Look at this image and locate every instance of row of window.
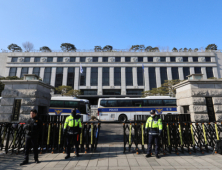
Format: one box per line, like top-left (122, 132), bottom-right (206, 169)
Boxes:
top-left (9, 67), bottom-right (214, 89)
top-left (10, 56), bottom-right (212, 63)
top-left (80, 89), bottom-right (144, 95)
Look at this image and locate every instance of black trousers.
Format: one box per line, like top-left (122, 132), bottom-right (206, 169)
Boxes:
top-left (24, 136), bottom-right (38, 161)
top-left (66, 134), bottom-right (79, 156)
top-left (147, 134), bottom-right (159, 155)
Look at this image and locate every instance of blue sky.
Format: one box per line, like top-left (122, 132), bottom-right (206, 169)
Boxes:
top-left (0, 0), bottom-right (221, 51)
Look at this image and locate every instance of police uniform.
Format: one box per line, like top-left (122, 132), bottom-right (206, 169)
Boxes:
top-left (145, 113), bottom-right (162, 158)
top-left (64, 114), bottom-right (82, 158)
top-left (23, 116), bottom-right (42, 163)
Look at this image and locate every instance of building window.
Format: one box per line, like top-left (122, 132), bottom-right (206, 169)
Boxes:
top-left (172, 67), bottom-right (179, 80)
top-left (160, 67), bottom-right (167, 85)
top-left (126, 67), bottom-right (133, 86)
top-left (206, 67), bottom-right (214, 78)
top-left (81, 90), bottom-right (97, 95)
top-left (57, 57), bottom-right (63, 62)
top-left (55, 67), bottom-right (63, 89)
top-left (80, 57), bottom-right (86, 62)
top-left (160, 57), bottom-right (166, 62)
top-left (103, 57), bottom-right (108, 62)
top-left (137, 67), bottom-right (143, 86)
top-left (125, 57), bottom-right (131, 62)
top-left (103, 89), bottom-right (121, 95)
top-left (183, 67), bottom-right (190, 80)
top-left (91, 67), bottom-right (98, 86)
top-left (183, 57), bottom-right (188, 62)
top-left (43, 67), bottom-right (52, 84)
top-left (170, 57), bottom-right (175, 62)
top-left (115, 57), bottom-right (121, 62)
top-left (11, 57), bottom-right (18, 62)
top-left (193, 57), bottom-right (198, 62)
top-left (80, 67), bottom-right (86, 86)
top-left (102, 67), bottom-right (109, 86)
top-left (205, 57), bottom-right (211, 62)
top-left (114, 67), bottom-right (121, 86)
top-left (34, 57), bottom-right (40, 62)
top-left (148, 57), bottom-right (153, 62)
top-left (126, 89), bottom-right (143, 95)
top-left (70, 57), bottom-right (75, 62)
top-left (138, 57), bottom-right (143, 62)
top-left (20, 67), bottom-right (28, 78)
top-left (149, 67), bottom-right (156, 89)
top-left (9, 67), bottom-right (17, 77)
top-left (33, 67), bottom-right (40, 77)
top-left (195, 67), bottom-right (201, 74)
top-left (93, 57), bottom-right (98, 62)
top-left (47, 57), bottom-right (53, 62)
top-left (67, 67), bottom-right (75, 88)
top-left (24, 57), bottom-right (30, 62)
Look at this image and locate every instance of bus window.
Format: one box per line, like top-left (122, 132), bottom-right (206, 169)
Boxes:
top-left (79, 101), bottom-right (86, 114)
top-left (118, 100), bottom-right (132, 107)
top-left (132, 100), bottom-right (143, 107)
top-left (163, 99), bottom-right (176, 106)
top-left (64, 101), bottom-right (79, 108)
top-left (148, 99), bottom-right (163, 106)
top-left (50, 100), bottom-right (64, 107)
top-left (107, 100), bottom-right (117, 107)
top-left (100, 100), bottom-right (107, 107)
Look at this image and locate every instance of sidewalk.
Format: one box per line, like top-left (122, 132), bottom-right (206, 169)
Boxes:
top-left (0, 144), bottom-right (222, 170)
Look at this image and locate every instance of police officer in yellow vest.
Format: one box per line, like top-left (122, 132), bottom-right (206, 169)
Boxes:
top-left (63, 108), bottom-right (82, 159)
top-left (145, 110), bottom-right (162, 158)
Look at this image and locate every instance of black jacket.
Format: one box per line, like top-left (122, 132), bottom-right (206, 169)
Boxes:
top-left (24, 116), bottom-right (42, 138)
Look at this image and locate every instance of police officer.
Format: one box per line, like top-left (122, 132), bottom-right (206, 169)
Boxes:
top-left (145, 110), bottom-right (162, 159)
top-left (63, 108), bottom-right (82, 159)
top-left (20, 109), bottom-right (42, 166)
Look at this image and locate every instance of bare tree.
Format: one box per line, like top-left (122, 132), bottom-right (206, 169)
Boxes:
top-left (22, 41), bottom-right (34, 52)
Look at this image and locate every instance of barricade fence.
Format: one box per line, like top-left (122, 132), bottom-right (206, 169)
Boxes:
top-left (124, 114), bottom-right (222, 155)
top-left (0, 115), bottom-right (101, 155)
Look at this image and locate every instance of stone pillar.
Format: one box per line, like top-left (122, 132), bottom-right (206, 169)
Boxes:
top-left (155, 67), bottom-right (161, 87)
top-left (30, 57), bottom-right (35, 62)
top-left (178, 67), bottom-right (184, 80)
top-left (5, 67), bottom-right (10, 77)
top-left (28, 67), bottom-right (33, 74)
top-left (213, 67), bottom-right (219, 78)
top-left (39, 67), bottom-right (45, 80)
top-left (133, 67), bottom-right (137, 87)
top-left (143, 57), bottom-right (148, 62)
top-left (16, 67), bottom-right (22, 78)
top-left (201, 67), bottom-right (207, 80)
top-left (98, 67), bottom-right (102, 95)
top-left (121, 57), bottom-right (125, 62)
top-left (53, 57), bottom-right (57, 62)
top-left (86, 67), bottom-right (91, 87)
top-left (166, 57), bottom-right (170, 62)
top-left (213, 97), bottom-right (222, 122)
top-left (190, 67), bottom-right (195, 74)
top-left (62, 67), bottom-right (68, 86)
top-left (121, 67), bottom-right (126, 95)
top-left (98, 57), bottom-right (102, 62)
top-left (50, 67), bottom-right (56, 87)
top-left (74, 67), bottom-right (80, 90)
top-left (188, 57), bottom-right (193, 62)
top-left (76, 57), bottom-right (80, 62)
top-left (167, 67), bottom-right (172, 80)
top-left (144, 67), bottom-right (149, 91)
top-left (110, 67), bottom-right (114, 87)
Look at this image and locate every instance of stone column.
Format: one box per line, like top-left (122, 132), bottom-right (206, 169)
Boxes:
top-left (121, 67), bottom-right (126, 95)
top-left (133, 67), bottom-right (137, 86)
top-left (30, 57), bottom-right (35, 62)
top-left (190, 67), bottom-right (195, 74)
top-left (155, 67), bottom-right (161, 87)
top-left (86, 67), bottom-right (91, 87)
top-left (62, 67), bottom-right (68, 86)
top-left (53, 57), bottom-right (57, 62)
top-left (98, 57), bottom-right (102, 62)
top-left (178, 67), bottom-right (184, 80)
top-left (121, 57), bottom-right (125, 62)
top-left (74, 67), bottom-right (80, 90)
top-left (16, 67), bottom-right (22, 78)
top-left (188, 57), bottom-right (193, 62)
top-left (76, 57), bottom-right (80, 62)
top-left (144, 67), bottom-right (149, 91)
top-left (4, 67), bottom-right (10, 77)
top-left (110, 67), bottom-right (114, 87)
top-left (39, 67), bottom-right (45, 80)
top-left (98, 67), bottom-right (102, 95)
top-left (143, 57), bottom-right (148, 62)
top-left (201, 67), bottom-right (207, 80)
top-left (167, 67), bottom-right (172, 80)
top-left (28, 67), bottom-right (33, 74)
top-left (166, 57), bottom-right (170, 62)
top-left (50, 67), bottom-right (56, 87)
top-left (213, 67), bottom-right (219, 78)
top-left (213, 97), bottom-right (222, 121)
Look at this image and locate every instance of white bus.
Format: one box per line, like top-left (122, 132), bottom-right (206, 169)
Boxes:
top-left (49, 97), bottom-right (91, 122)
top-left (97, 96), bottom-right (177, 122)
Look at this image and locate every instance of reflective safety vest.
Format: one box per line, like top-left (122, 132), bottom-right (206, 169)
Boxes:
top-left (64, 115), bottom-right (82, 130)
top-left (145, 116), bottom-right (162, 135)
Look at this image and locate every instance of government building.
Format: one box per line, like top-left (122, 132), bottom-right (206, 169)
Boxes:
top-left (0, 51), bottom-right (222, 104)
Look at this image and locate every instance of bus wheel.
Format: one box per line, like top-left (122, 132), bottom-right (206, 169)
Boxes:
top-left (118, 115), bottom-right (127, 122)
